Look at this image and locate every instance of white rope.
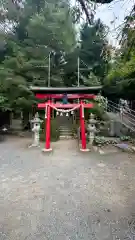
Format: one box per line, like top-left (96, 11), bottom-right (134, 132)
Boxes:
top-left (48, 104), bottom-right (80, 113)
top-left (45, 104), bottom-right (47, 119)
top-left (44, 103), bottom-right (85, 119)
top-left (82, 105), bottom-right (84, 118)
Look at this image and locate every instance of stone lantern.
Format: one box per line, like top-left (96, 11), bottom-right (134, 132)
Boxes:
top-left (88, 113), bottom-right (97, 145)
top-left (29, 112), bottom-right (43, 147)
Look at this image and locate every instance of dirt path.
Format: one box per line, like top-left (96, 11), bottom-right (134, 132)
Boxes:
top-left (0, 137), bottom-right (135, 239)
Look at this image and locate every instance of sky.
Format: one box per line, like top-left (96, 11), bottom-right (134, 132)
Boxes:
top-left (71, 0), bottom-right (135, 46)
top-left (95, 0), bottom-right (135, 46)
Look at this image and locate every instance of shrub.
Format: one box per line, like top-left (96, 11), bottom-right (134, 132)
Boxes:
top-left (40, 118), bottom-right (60, 142)
top-left (85, 102), bottom-right (105, 121)
top-left (71, 121), bottom-right (79, 136)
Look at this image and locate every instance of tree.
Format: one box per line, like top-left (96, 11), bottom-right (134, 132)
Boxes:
top-left (0, 0), bottom-right (116, 27)
top-left (0, 0), bottom-right (76, 112)
top-left (72, 0), bottom-right (113, 24)
top-left (79, 20), bottom-right (110, 84)
top-left (62, 19), bottom-right (110, 88)
top-left (104, 6), bottom-right (135, 100)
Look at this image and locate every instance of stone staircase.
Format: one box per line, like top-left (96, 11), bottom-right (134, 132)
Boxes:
top-left (59, 125), bottom-right (73, 139)
top-left (57, 115), bottom-right (74, 139)
top-left (107, 100), bottom-right (135, 133)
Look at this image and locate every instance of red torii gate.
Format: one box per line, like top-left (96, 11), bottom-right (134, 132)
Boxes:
top-left (31, 86), bottom-right (102, 151)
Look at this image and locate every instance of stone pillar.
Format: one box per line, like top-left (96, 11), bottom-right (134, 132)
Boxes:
top-left (88, 113), bottom-right (97, 145)
top-left (109, 120), bottom-right (115, 137)
top-left (29, 112), bottom-right (43, 148)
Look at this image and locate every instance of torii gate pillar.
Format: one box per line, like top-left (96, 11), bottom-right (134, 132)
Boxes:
top-left (42, 101), bottom-right (52, 152)
top-left (80, 101), bottom-right (89, 152)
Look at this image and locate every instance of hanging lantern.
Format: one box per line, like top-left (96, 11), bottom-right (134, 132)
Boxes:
top-left (56, 111), bottom-right (59, 116)
top-left (60, 112), bottom-right (63, 116)
top-left (71, 111), bottom-right (73, 115)
top-left (66, 112), bottom-right (69, 117)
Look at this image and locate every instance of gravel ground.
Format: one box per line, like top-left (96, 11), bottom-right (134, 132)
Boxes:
top-left (0, 137), bottom-right (135, 239)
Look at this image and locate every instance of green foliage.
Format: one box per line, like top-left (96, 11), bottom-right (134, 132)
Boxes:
top-left (87, 72), bottom-right (101, 86)
top-left (0, 0), bottom-right (76, 112)
top-left (94, 136), bottom-right (119, 146)
top-left (104, 6), bottom-right (135, 100)
top-left (120, 136), bottom-right (131, 141)
top-left (79, 21), bottom-right (110, 84)
top-left (0, 0), bottom-right (111, 116)
top-left (63, 19), bottom-right (110, 87)
top-left (84, 101), bottom-right (105, 121)
top-left (91, 104), bottom-right (105, 120)
top-left (40, 118), bottom-right (60, 142)
top-left (104, 55), bottom-right (135, 99)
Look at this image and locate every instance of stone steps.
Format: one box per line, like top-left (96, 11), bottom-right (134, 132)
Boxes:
top-left (59, 125), bottom-right (73, 139)
top-left (59, 135), bottom-right (73, 140)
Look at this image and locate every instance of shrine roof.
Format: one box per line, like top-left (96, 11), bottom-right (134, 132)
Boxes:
top-left (30, 86), bottom-right (102, 94)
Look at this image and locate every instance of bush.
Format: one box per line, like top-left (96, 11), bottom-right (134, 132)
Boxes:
top-left (91, 104), bottom-right (105, 120)
top-left (84, 102), bottom-right (105, 121)
top-left (40, 118), bottom-right (60, 142)
top-left (94, 136), bottom-right (119, 146)
top-left (71, 121), bottom-right (79, 137)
